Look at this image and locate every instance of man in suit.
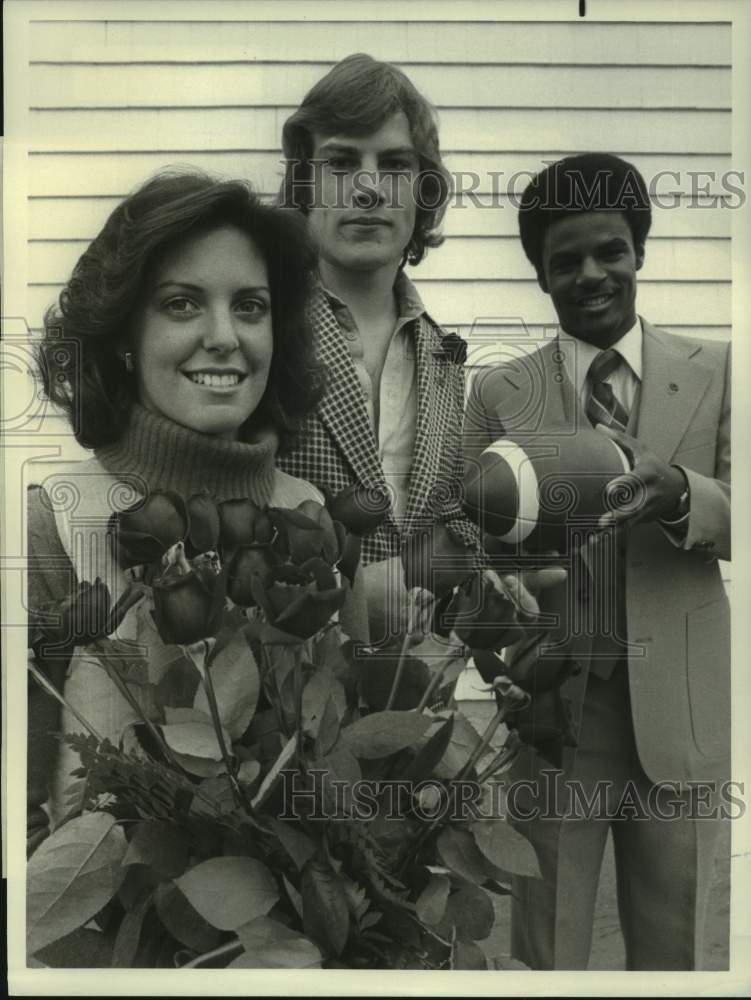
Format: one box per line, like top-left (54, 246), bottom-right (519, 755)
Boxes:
top-left (276, 54), bottom-right (490, 641)
top-left (463, 153), bottom-right (731, 969)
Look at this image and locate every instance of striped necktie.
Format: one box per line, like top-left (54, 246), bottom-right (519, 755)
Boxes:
top-left (585, 348), bottom-right (629, 431)
top-left (583, 347), bottom-right (630, 681)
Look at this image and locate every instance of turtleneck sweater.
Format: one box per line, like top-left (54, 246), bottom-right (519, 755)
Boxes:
top-left (94, 404), bottom-right (297, 506)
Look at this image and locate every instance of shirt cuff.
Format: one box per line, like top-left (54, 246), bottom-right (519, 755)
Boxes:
top-left (658, 465), bottom-right (690, 544)
top-left (660, 509), bottom-right (690, 527)
top-left (659, 512), bottom-right (690, 547)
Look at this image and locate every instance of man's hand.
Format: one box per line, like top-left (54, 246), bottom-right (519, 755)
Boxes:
top-left (595, 424), bottom-right (687, 528)
top-left (362, 556), bottom-right (409, 643)
top-left (362, 553), bottom-right (566, 644)
top-left (483, 536), bottom-right (568, 618)
top-left (496, 563), bottom-right (568, 619)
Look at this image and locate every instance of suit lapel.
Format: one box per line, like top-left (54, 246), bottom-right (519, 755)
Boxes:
top-left (636, 319), bottom-right (713, 462)
top-left (403, 315), bottom-right (451, 532)
top-left (493, 338), bottom-right (579, 435)
top-left (543, 339), bottom-right (580, 429)
top-left (311, 292), bottom-right (388, 492)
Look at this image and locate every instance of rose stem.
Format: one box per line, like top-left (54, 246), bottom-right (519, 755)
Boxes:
top-left (293, 644), bottom-right (304, 761)
top-left (91, 640), bottom-right (182, 770)
top-left (405, 912), bottom-right (452, 950)
top-left (398, 709), bottom-right (515, 873)
top-left (475, 736), bottom-right (523, 784)
top-left (384, 631), bottom-right (412, 712)
top-left (261, 644), bottom-right (290, 740)
top-left (194, 639), bottom-right (248, 810)
top-left (398, 710), bottom-right (510, 874)
top-left (180, 937), bottom-right (243, 968)
top-left (386, 588), bottom-right (434, 712)
top-left (397, 792), bottom-right (451, 875)
top-left (397, 696), bottom-right (511, 875)
top-left (28, 660), bottom-right (104, 742)
top-left (415, 654), bottom-right (454, 712)
top-left (104, 581), bottom-right (147, 635)
top-left (454, 702), bottom-right (511, 782)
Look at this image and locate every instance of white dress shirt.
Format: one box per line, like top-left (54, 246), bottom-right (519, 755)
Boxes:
top-left (557, 316), bottom-right (643, 416)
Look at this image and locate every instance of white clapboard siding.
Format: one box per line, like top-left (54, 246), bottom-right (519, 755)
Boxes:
top-left (19, 12), bottom-right (733, 702)
top-left (22, 12), bottom-right (733, 378)
top-left (30, 64), bottom-right (731, 110)
top-left (29, 106), bottom-right (731, 155)
top-left (29, 19), bottom-right (730, 66)
top-left (28, 195), bottom-right (734, 240)
top-left (30, 236), bottom-right (731, 285)
top-left (27, 152), bottom-right (735, 199)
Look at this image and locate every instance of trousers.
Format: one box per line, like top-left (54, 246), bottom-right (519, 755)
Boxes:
top-left (509, 664), bottom-right (725, 970)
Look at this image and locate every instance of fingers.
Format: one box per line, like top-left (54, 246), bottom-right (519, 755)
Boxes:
top-left (510, 565), bottom-right (567, 597)
top-left (598, 509), bottom-right (631, 529)
top-left (499, 572), bottom-right (540, 618)
top-left (600, 461), bottom-right (653, 528)
top-left (404, 587), bottom-right (435, 635)
top-left (595, 422), bottom-right (640, 467)
top-left (599, 500), bottom-right (650, 530)
top-left (533, 566), bottom-right (568, 589)
top-left (595, 423), bottom-right (632, 445)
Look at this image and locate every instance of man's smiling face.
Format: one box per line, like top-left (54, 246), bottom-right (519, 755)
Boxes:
top-left (539, 211), bottom-right (644, 348)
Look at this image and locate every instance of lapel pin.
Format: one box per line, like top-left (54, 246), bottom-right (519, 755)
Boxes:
top-left (668, 382), bottom-right (679, 394)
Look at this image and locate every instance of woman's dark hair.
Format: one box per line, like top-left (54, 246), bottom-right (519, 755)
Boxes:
top-left (518, 153), bottom-right (653, 277)
top-left (279, 53), bottom-right (452, 267)
top-left (38, 170), bottom-right (325, 451)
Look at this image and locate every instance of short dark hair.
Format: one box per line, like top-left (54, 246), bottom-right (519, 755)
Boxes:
top-left (279, 53), bottom-right (452, 267)
top-left (518, 153), bottom-right (652, 276)
top-left (38, 170), bottom-right (325, 452)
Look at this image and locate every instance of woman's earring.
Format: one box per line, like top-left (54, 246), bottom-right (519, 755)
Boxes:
top-left (124, 352), bottom-right (134, 373)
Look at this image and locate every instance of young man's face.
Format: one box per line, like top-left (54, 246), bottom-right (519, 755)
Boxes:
top-left (306, 111), bottom-right (420, 276)
top-left (539, 211), bottom-right (644, 348)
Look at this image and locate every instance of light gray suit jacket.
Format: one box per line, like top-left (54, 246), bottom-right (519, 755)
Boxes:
top-left (463, 319), bottom-right (731, 782)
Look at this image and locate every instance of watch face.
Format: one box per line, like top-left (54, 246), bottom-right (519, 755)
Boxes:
top-left (672, 488), bottom-right (690, 521)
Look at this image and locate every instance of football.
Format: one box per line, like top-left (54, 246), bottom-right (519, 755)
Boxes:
top-left (463, 426), bottom-right (634, 551)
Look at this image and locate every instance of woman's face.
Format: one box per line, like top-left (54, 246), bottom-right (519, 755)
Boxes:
top-left (133, 225), bottom-right (274, 440)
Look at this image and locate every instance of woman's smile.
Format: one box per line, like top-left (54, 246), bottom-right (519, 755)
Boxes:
top-left (133, 225), bottom-right (274, 440)
top-left (183, 369), bottom-right (247, 389)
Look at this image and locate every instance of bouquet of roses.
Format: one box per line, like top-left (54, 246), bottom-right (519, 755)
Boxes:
top-left (26, 486), bottom-right (574, 970)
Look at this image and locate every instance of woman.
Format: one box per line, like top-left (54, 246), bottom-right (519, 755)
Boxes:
top-left (27, 170), bottom-right (327, 849)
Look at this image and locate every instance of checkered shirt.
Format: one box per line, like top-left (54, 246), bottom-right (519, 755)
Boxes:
top-left (278, 282), bottom-right (480, 564)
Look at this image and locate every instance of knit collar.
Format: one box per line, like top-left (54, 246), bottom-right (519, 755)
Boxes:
top-left (94, 404), bottom-right (278, 504)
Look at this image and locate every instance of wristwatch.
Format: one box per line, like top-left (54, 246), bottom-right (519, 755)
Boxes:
top-left (662, 467), bottom-right (691, 524)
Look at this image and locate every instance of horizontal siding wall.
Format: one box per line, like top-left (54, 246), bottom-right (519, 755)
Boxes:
top-left (25, 16), bottom-right (732, 347)
top-left (19, 12), bottom-right (733, 698)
